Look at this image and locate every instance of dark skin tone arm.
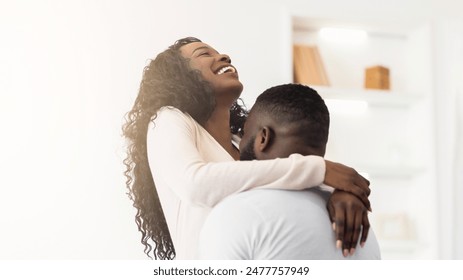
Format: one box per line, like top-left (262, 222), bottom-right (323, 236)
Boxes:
top-left (324, 162), bottom-right (371, 256)
top-left (328, 190), bottom-right (370, 256)
top-left (324, 160), bottom-right (371, 210)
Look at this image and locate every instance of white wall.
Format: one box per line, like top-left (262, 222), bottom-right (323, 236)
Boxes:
top-left (0, 0), bottom-right (288, 259)
top-left (433, 19), bottom-right (463, 259)
top-left (0, 0), bottom-right (461, 259)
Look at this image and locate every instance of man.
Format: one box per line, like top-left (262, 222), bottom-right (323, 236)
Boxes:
top-left (199, 84), bottom-right (381, 259)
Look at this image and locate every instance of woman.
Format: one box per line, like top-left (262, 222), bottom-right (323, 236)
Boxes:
top-left (123, 37), bottom-right (371, 260)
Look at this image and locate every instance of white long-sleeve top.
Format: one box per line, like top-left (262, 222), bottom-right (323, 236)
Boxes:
top-left (147, 107), bottom-right (326, 259)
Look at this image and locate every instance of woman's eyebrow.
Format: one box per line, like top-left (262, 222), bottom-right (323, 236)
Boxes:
top-left (191, 46), bottom-right (210, 55)
top-left (191, 46), bottom-right (219, 56)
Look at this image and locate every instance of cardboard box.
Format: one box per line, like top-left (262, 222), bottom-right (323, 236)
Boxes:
top-left (365, 65), bottom-right (390, 90)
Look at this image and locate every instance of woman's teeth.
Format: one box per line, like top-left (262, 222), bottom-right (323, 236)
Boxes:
top-left (217, 66), bottom-right (235, 75)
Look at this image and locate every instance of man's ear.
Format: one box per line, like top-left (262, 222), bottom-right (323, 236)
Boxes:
top-left (255, 126), bottom-right (274, 152)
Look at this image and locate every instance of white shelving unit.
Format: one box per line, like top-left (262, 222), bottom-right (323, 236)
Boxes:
top-left (312, 86), bottom-right (421, 108)
top-left (292, 17), bottom-right (437, 259)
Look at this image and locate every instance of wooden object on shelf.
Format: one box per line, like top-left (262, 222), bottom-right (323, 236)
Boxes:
top-left (365, 65), bottom-right (390, 90)
top-left (293, 44), bottom-right (329, 86)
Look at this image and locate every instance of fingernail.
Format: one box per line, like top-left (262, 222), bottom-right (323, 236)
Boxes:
top-left (343, 249), bottom-right (349, 257)
top-left (361, 242), bottom-right (365, 248)
top-left (332, 222), bottom-right (336, 231)
top-left (336, 240), bottom-right (342, 249)
top-left (350, 248), bottom-right (355, 256)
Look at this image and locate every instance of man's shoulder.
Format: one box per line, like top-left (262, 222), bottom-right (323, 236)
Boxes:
top-left (219, 189), bottom-right (292, 205)
top-left (208, 190), bottom-right (280, 223)
top-left (220, 187), bottom-right (327, 203)
top-left (213, 188), bottom-right (329, 218)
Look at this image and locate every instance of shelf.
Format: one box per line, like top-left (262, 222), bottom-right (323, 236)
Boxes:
top-left (292, 15), bottom-right (436, 260)
top-left (356, 164), bottom-right (425, 179)
top-left (378, 239), bottom-right (420, 254)
top-left (311, 86), bottom-right (422, 108)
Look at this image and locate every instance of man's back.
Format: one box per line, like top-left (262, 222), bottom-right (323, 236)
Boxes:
top-left (199, 188), bottom-right (381, 260)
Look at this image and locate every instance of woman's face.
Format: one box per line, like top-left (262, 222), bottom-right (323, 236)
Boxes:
top-left (180, 42), bottom-right (243, 104)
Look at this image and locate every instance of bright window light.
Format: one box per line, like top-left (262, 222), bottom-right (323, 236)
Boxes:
top-left (319, 27), bottom-right (368, 43)
top-left (325, 99), bottom-right (368, 114)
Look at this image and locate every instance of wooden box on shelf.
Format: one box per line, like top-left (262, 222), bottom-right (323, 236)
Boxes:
top-left (365, 65), bottom-right (390, 90)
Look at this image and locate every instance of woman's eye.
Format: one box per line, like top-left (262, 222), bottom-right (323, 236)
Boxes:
top-left (200, 52), bottom-right (210, 56)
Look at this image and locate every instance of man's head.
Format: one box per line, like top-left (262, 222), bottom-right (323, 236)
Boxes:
top-left (239, 83), bottom-right (329, 161)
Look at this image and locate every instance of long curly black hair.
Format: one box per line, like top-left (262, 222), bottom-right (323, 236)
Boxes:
top-left (122, 37), bottom-right (247, 260)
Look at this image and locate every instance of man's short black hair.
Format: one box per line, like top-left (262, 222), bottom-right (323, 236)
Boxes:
top-left (251, 83), bottom-right (330, 150)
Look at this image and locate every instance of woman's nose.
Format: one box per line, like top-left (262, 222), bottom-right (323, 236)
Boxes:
top-left (218, 53), bottom-right (231, 63)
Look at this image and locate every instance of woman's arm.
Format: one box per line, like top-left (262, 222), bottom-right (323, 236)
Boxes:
top-left (327, 190), bottom-right (370, 256)
top-left (325, 161), bottom-right (371, 210)
top-left (149, 107), bottom-right (369, 208)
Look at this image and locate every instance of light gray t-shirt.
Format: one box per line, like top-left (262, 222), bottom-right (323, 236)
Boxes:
top-left (199, 188), bottom-right (381, 260)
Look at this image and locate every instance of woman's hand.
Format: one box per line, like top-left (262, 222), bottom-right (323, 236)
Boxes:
top-left (324, 160), bottom-right (371, 210)
top-left (327, 190), bottom-right (370, 257)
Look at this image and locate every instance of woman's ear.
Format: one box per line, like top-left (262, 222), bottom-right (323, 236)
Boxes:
top-left (255, 126), bottom-right (274, 153)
